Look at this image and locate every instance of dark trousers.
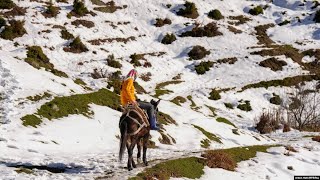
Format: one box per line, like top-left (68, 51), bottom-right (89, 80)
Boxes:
top-left (138, 101), bottom-right (155, 120)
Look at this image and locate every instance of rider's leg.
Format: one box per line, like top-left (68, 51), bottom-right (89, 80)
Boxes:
top-left (138, 101), bottom-right (159, 130)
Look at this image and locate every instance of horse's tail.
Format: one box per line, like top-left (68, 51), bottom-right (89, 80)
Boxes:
top-left (119, 120), bottom-right (127, 162)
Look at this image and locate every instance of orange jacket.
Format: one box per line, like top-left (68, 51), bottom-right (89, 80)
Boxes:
top-left (120, 78), bottom-right (136, 106)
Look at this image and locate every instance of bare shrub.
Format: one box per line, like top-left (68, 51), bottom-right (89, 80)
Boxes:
top-left (284, 83), bottom-right (320, 131)
top-left (140, 72), bottom-right (152, 82)
top-left (255, 109), bottom-right (283, 134)
top-left (285, 146), bottom-right (298, 152)
top-left (202, 150), bottom-right (236, 171)
top-left (312, 136), bottom-right (320, 142)
top-left (180, 22), bottom-right (222, 37)
top-left (71, 19), bottom-right (95, 28)
top-left (91, 67), bottom-right (107, 79)
top-left (154, 18), bottom-right (172, 27)
top-left (283, 123), bottom-right (291, 132)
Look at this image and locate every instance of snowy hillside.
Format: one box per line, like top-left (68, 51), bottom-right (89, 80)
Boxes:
top-left (0, 0), bottom-right (320, 179)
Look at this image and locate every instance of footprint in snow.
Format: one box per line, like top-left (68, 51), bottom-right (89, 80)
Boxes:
top-left (7, 145), bottom-right (18, 149)
top-left (267, 167), bottom-right (276, 174)
top-left (0, 137), bottom-right (7, 142)
top-left (27, 149), bottom-right (39, 153)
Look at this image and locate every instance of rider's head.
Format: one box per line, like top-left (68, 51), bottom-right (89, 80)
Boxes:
top-left (126, 69), bottom-right (138, 81)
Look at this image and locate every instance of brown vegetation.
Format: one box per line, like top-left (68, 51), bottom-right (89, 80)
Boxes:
top-left (180, 22), bottom-right (222, 37)
top-left (88, 36), bottom-right (135, 45)
top-left (202, 151), bottom-right (236, 171)
top-left (312, 136), bottom-right (320, 142)
top-left (176, 1), bottom-right (199, 19)
top-left (93, 1), bottom-right (125, 13)
top-left (259, 57), bottom-right (287, 71)
top-left (0, 6), bottom-right (26, 17)
top-left (154, 18), bottom-right (172, 27)
top-left (188, 46), bottom-right (210, 60)
top-left (228, 15), bottom-right (251, 26)
top-left (63, 36), bottom-right (89, 53)
top-left (255, 110), bottom-right (282, 134)
top-left (228, 26), bottom-right (242, 34)
top-left (71, 19), bottom-right (95, 28)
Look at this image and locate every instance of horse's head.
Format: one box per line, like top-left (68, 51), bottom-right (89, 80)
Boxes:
top-left (150, 99), bottom-right (160, 113)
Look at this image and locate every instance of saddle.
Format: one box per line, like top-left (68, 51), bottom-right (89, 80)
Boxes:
top-left (122, 104), bottom-right (150, 127)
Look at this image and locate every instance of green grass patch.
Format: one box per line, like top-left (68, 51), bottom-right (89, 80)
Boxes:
top-left (224, 103), bottom-right (234, 109)
top-left (202, 145), bottom-right (277, 171)
top-left (27, 92), bottom-right (52, 102)
top-left (21, 115), bottom-right (42, 127)
top-left (187, 95), bottom-right (196, 107)
top-left (0, 0), bottom-right (15, 9)
top-left (232, 129), bottom-right (240, 135)
top-left (241, 75), bottom-right (320, 91)
top-left (61, 29), bottom-right (74, 40)
top-left (157, 111), bottom-right (177, 126)
top-left (156, 80), bottom-right (183, 89)
top-left (209, 89), bottom-right (221, 100)
top-left (74, 78), bottom-right (86, 86)
top-left (248, 6), bottom-right (263, 16)
top-left (201, 138), bottom-right (210, 148)
top-left (161, 33), bottom-right (176, 44)
top-left (74, 78), bottom-right (92, 90)
top-left (129, 157), bottom-right (204, 180)
top-left (133, 82), bottom-right (146, 94)
top-left (15, 168), bottom-right (34, 174)
top-left (154, 80), bottom-right (182, 98)
top-left (93, 6), bottom-right (118, 13)
top-left (187, 95), bottom-right (200, 110)
top-left (155, 89), bottom-right (172, 98)
top-left (210, 145), bottom-right (277, 163)
top-left (270, 93), bottom-right (282, 105)
top-left (158, 131), bottom-right (176, 145)
top-left (195, 61), bottom-right (214, 74)
top-left (25, 46), bottom-right (68, 78)
top-left (21, 89), bottom-right (120, 126)
top-left (176, 1), bottom-right (199, 19)
top-left (93, 1), bottom-right (124, 13)
top-left (129, 145), bottom-right (278, 179)
top-left (205, 105), bottom-right (217, 117)
top-left (90, 0), bottom-right (106, 5)
top-left (0, 20), bottom-right (26, 40)
top-left (170, 96), bottom-right (186, 106)
top-left (208, 9), bottom-right (224, 20)
top-left (237, 100), bottom-right (252, 112)
top-left (0, 17), bottom-right (6, 28)
top-left (216, 117), bottom-right (236, 128)
top-left (303, 135), bottom-right (317, 138)
top-left (63, 36), bottom-right (88, 53)
top-left (68, 0), bottom-right (89, 17)
top-left (107, 54), bottom-right (122, 68)
top-left (192, 124), bottom-right (222, 143)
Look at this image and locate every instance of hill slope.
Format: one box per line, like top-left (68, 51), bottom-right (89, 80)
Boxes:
top-left (0, 0), bottom-right (319, 179)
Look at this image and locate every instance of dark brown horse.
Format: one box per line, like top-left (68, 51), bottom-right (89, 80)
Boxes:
top-left (119, 99), bottom-right (160, 171)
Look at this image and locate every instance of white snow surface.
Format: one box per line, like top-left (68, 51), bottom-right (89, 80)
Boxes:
top-left (0, 0), bottom-right (320, 179)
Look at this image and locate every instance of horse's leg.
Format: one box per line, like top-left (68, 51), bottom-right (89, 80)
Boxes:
top-left (130, 137), bottom-right (138, 169)
top-left (143, 133), bottom-right (150, 166)
top-left (126, 139), bottom-right (133, 171)
top-left (137, 138), bottom-right (142, 164)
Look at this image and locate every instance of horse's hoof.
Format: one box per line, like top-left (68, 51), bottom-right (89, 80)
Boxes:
top-left (128, 167), bottom-right (133, 171)
top-left (144, 162), bottom-right (148, 166)
top-left (133, 164), bottom-right (137, 168)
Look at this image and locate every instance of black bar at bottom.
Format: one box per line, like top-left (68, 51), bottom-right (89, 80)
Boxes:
top-left (294, 176), bottom-right (320, 180)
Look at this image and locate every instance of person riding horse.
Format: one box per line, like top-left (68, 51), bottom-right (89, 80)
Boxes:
top-left (120, 69), bottom-right (159, 130)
